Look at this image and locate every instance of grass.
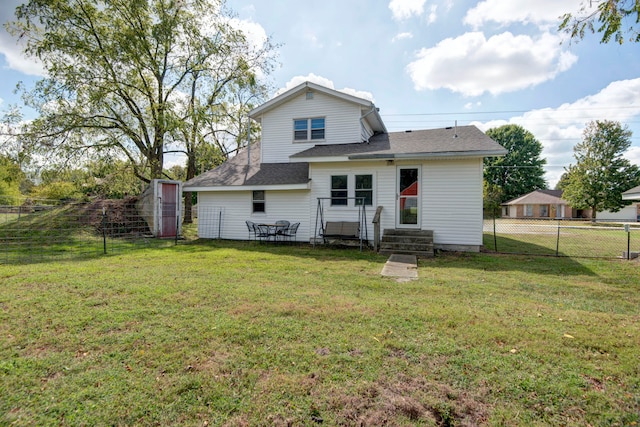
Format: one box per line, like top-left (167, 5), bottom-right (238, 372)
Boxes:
top-left (483, 219), bottom-right (640, 257)
top-left (1, 240), bottom-right (639, 426)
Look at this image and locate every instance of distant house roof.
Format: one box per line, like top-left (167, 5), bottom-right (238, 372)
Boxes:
top-left (503, 189), bottom-right (566, 206)
top-left (183, 142), bottom-right (310, 191)
top-left (622, 184), bottom-right (640, 200)
top-left (250, 81), bottom-right (387, 134)
top-left (290, 125), bottom-right (506, 161)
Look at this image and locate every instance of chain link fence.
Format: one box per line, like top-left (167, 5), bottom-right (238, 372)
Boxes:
top-left (483, 217), bottom-right (640, 259)
top-left (0, 196), bottom-right (180, 264)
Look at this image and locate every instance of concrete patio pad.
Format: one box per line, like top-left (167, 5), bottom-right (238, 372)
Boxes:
top-left (381, 254), bottom-right (418, 281)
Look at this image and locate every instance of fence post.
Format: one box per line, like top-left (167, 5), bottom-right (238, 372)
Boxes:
top-left (175, 213), bottom-right (180, 246)
top-left (492, 207), bottom-right (498, 252)
top-left (555, 220), bottom-right (560, 257)
top-left (625, 224), bottom-right (630, 260)
top-left (102, 207), bottom-right (107, 255)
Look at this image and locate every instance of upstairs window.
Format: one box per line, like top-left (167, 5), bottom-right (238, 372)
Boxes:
top-left (294, 118), bottom-right (325, 141)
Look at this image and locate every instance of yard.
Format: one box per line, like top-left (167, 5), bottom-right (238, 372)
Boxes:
top-left (1, 241), bottom-right (639, 426)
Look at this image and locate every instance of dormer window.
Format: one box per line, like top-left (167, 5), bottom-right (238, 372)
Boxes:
top-left (294, 118), bottom-right (325, 141)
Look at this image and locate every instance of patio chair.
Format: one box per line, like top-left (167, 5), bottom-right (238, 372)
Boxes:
top-left (274, 220), bottom-right (290, 241)
top-left (282, 222), bottom-right (300, 242)
top-left (245, 220), bottom-right (257, 240)
top-left (255, 224), bottom-right (272, 242)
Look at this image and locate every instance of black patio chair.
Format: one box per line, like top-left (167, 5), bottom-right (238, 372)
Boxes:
top-left (255, 224), bottom-right (272, 242)
top-left (282, 222), bottom-right (300, 242)
top-left (274, 220), bottom-right (290, 241)
top-left (245, 220), bottom-right (257, 240)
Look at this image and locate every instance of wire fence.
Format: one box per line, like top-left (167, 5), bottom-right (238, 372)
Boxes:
top-left (483, 218), bottom-right (640, 259)
top-left (0, 197), bottom-right (179, 264)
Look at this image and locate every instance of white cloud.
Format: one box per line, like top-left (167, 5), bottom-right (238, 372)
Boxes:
top-left (406, 31), bottom-right (577, 96)
top-left (228, 18), bottom-right (269, 52)
top-left (0, 30), bottom-right (46, 77)
top-left (427, 4), bottom-right (438, 24)
top-left (473, 78), bottom-right (640, 186)
top-left (276, 73), bottom-right (375, 102)
top-left (392, 32), bottom-right (414, 42)
top-left (389, 0), bottom-right (427, 20)
top-left (464, 0), bottom-right (583, 30)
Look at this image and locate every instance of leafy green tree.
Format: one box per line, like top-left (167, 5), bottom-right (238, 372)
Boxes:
top-left (7, 0), bottom-right (276, 182)
top-left (555, 172), bottom-right (571, 191)
top-left (562, 120), bottom-right (640, 219)
top-left (484, 124), bottom-right (547, 203)
top-left (560, 0), bottom-right (640, 44)
top-left (0, 155), bottom-right (26, 204)
top-left (483, 181), bottom-right (503, 218)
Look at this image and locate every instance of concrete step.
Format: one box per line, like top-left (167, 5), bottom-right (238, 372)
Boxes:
top-left (379, 229), bottom-right (434, 258)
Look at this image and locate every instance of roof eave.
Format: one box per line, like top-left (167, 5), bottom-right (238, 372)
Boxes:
top-left (349, 149), bottom-right (507, 160)
top-left (622, 193), bottom-right (640, 200)
top-left (184, 182), bottom-right (311, 192)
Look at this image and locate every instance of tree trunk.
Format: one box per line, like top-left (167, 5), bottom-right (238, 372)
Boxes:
top-left (183, 152), bottom-right (197, 224)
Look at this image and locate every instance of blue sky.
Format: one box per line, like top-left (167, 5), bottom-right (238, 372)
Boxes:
top-left (1, 0), bottom-right (640, 186)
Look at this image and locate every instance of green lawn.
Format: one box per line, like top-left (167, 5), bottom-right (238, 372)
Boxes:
top-left (483, 219), bottom-right (640, 258)
top-left (1, 241), bottom-right (639, 426)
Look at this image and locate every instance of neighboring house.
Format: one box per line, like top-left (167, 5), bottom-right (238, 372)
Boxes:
top-left (501, 189), bottom-right (592, 219)
top-left (183, 81), bottom-right (506, 252)
top-left (598, 185), bottom-right (640, 222)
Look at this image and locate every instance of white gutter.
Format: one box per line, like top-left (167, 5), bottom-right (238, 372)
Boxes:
top-left (348, 149), bottom-right (507, 160)
top-left (184, 182), bottom-right (311, 192)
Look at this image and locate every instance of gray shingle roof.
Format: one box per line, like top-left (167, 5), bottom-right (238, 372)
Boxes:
top-left (183, 142), bottom-right (310, 189)
top-left (184, 125), bottom-right (505, 190)
top-left (290, 125), bottom-right (506, 159)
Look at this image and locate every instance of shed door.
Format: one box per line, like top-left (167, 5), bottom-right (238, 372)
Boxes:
top-left (160, 183), bottom-right (178, 237)
top-left (397, 166), bottom-right (420, 228)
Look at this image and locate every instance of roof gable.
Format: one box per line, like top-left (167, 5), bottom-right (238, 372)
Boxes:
top-left (503, 190), bottom-right (566, 205)
top-left (250, 81), bottom-right (386, 134)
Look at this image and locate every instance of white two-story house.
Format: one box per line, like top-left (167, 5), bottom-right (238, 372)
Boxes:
top-left (183, 81), bottom-right (506, 252)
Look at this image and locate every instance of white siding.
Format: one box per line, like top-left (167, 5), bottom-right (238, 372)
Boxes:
top-left (308, 159), bottom-right (484, 248)
top-left (197, 158), bottom-right (486, 249)
top-left (422, 159), bottom-right (484, 247)
top-left (259, 92), bottom-right (363, 163)
top-left (197, 190), bottom-right (311, 241)
top-left (309, 162), bottom-right (384, 244)
top-left (598, 203), bottom-right (639, 222)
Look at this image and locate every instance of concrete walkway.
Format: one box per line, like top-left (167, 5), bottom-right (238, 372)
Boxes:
top-left (380, 254), bottom-right (418, 281)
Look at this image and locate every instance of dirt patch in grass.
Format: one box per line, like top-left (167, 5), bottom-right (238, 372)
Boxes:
top-left (327, 374), bottom-right (491, 426)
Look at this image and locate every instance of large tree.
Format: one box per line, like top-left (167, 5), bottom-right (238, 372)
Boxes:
top-left (7, 0), bottom-right (276, 183)
top-left (560, 0), bottom-right (640, 44)
top-left (562, 120), bottom-right (640, 220)
top-left (484, 124), bottom-right (547, 203)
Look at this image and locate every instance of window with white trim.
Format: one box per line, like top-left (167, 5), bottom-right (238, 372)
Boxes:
top-left (355, 174), bottom-right (373, 206)
top-left (294, 118), bottom-right (325, 141)
top-left (331, 175), bottom-right (348, 206)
